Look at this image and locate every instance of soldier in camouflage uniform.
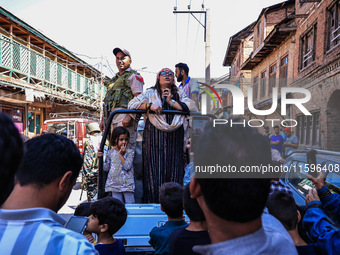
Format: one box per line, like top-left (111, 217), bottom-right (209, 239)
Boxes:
top-left (82, 123), bottom-right (102, 201)
top-left (100, 48), bottom-right (144, 150)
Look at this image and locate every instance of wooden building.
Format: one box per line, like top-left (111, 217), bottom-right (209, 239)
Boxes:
top-left (0, 6), bottom-right (105, 137)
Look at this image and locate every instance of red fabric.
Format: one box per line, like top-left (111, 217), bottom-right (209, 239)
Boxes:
top-left (136, 76), bottom-right (144, 83)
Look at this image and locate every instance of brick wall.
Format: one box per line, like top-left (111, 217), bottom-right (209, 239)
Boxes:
top-left (292, 0), bottom-right (340, 151)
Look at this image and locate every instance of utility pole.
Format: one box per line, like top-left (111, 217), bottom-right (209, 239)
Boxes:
top-left (173, 8), bottom-right (210, 85)
top-left (205, 9), bottom-right (210, 85)
top-left (173, 7), bottom-right (211, 113)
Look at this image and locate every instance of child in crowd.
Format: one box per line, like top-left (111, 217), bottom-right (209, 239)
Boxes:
top-left (104, 126), bottom-right (135, 204)
top-left (74, 202), bottom-right (97, 244)
top-left (149, 182), bottom-right (189, 255)
top-left (266, 191), bottom-right (319, 255)
top-left (169, 183), bottom-right (211, 255)
top-left (86, 197), bottom-right (127, 255)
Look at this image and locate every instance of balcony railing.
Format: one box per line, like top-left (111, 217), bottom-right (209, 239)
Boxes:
top-left (0, 34), bottom-right (104, 105)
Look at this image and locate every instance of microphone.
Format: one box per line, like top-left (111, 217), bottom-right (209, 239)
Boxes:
top-left (162, 89), bottom-right (168, 107)
top-left (162, 95), bottom-right (167, 107)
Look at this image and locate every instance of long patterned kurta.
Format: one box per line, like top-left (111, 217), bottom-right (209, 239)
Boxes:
top-left (104, 148), bottom-right (135, 193)
top-left (128, 88), bottom-right (196, 203)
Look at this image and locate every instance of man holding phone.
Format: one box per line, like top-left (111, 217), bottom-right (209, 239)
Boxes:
top-left (0, 134), bottom-right (98, 255)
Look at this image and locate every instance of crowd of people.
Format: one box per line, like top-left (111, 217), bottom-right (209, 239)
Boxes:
top-left (266, 125), bottom-right (299, 163)
top-left (82, 47), bottom-right (198, 204)
top-left (0, 46), bottom-right (339, 255)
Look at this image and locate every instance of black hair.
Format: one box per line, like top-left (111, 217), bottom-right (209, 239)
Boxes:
top-left (74, 202), bottom-right (92, 217)
top-left (183, 183), bottom-right (205, 222)
top-left (274, 125), bottom-right (280, 130)
top-left (90, 197), bottom-right (127, 236)
top-left (111, 126), bottom-right (130, 146)
top-left (266, 191), bottom-right (298, 231)
top-left (175, 63), bottom-right (189, 75)
top-left (159, 182), bottom-right (184, 218)
top-left (16, 133), bottom-right (83, 188)
top-left (0, 113), bottom-right (24, 204)
top-left (195, 117), bottom-right (271, 223)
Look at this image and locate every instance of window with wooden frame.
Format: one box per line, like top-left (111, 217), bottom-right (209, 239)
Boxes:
top-left (296, 111), bottom-right (321, 147)
top-left (253, 76), bottom-right (259, 101)
top-left (300, 24), bottom-right (317, 69)
top-left (280, 55), bottom-right (288, 89)
top-left (269, 64), bottom-right (277, 96)
top-left (326, 1), bottom-right (340, 51)
top-left (260, 70), bottom-right (267, 99)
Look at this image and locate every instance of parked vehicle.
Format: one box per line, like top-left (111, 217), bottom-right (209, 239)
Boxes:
top-left (42, 112), bottom-right (99, 154)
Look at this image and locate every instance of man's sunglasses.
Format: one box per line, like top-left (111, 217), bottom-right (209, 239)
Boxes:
top-left (160, 71), bottom-right (174, 77)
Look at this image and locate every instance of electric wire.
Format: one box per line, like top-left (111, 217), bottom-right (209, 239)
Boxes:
top-left (105, 59), bottom-right (115, 76)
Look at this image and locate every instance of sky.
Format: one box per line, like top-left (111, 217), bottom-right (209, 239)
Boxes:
top-left (1, 0), bottom-right (282, 88)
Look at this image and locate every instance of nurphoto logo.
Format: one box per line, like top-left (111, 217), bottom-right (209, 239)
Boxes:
top-left (199, 83), bottom-right (311, 128)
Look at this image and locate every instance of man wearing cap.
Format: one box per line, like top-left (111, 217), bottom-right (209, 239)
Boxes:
top-left (82, 123), bottom-right (102, 201)
top-left (100, 48), bottom-right (144, 149)
top-left (283, 127), bottom-right (299, 158)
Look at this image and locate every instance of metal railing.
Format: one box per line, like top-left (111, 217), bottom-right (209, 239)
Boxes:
top-left (0, 34), bottom-right (104, 104)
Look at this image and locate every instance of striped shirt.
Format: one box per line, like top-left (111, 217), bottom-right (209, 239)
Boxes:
top-left (0, 207), bottom-right (98, 255)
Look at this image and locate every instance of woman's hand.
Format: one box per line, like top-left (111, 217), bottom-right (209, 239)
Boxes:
top-left (162, 89), bottom-right (172, 104)
top-left (150, 103), bottom-right (162, 115)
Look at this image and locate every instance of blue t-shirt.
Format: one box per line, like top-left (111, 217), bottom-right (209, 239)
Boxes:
top-left (149, 220), bottom-right (189, 255)
top-left (284, 135), bottom-right (298, 156)
top-left (95, 239), bottom-right (125, 255)
top-left (270, 134), bottom-right (284, 154)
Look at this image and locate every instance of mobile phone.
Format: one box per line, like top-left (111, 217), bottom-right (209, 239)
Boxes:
top-left (64, 216), bottom-right (89, 234)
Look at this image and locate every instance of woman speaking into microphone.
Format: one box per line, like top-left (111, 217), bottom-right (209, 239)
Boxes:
top-left (128, 68), bottom-right (197, 203)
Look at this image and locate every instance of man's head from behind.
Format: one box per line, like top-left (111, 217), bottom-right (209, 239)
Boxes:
top-left (266, 191), bottom-right (298, 231)
top-left (175, 63), bottom-right (189, 83)
top-left (183, 183), bottom-right (205, 222)
top-left (0, 113), bottom-right (24, 205)
top-left (159, 182), bottom-right (184, 219)
top-left (190, 117), bottom-right (271, 223)
top-left (74, 202), bottom-right (92, 217)
top-left (88, 197), bottom-right (127, 236)
top-left (15, 134), bottom-right (82, 209)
